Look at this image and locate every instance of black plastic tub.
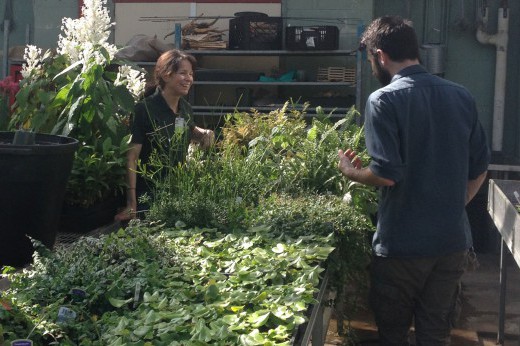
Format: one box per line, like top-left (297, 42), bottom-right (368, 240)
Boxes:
top-left (0, 132), bottom-right (78, 268)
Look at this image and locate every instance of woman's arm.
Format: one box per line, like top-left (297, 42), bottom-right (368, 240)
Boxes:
top-left (191, 126), bottom-right (215, 149)
top-left (115, 143), bottom-right (142, 221)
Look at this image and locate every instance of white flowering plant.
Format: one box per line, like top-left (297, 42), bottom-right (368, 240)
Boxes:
top-left (9, 0), bottom-right (146, 207)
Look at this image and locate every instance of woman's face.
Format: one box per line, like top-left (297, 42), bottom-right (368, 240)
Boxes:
top-left (164, 59), bottom-right (194, 96)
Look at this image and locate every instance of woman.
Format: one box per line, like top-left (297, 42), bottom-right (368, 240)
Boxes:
top-left (115, 49), bottom-right (214, 221)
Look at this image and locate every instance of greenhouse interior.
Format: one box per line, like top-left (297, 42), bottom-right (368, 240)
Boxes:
top-left (1, 0), bottom-right (520, 345)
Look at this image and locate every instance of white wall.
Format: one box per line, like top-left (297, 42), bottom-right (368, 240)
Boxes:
top-left (114, 2), bottom-right (281, 46)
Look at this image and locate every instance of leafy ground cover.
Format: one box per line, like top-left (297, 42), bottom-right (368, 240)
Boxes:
top-left (2, 224), bottom-right (334, 345)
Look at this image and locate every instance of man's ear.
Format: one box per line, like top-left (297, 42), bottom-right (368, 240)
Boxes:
top-left (376, 49), bottom-right (389, 66)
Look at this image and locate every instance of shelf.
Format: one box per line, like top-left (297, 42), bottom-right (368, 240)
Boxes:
top-left (192, 105), bottom-right (352, 118)
top-left (185, 49), bottom-right (357, 57)
top-left (136, 48), bottom-right (362, 120)
top-left (194, 81), bottom-right (355, 86)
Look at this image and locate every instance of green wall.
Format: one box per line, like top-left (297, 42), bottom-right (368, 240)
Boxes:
top-left (33, 0), bottom-right (79, 49)
top-left (0, 0), bottom-right (33, 47)
top-left (374, 0), bottom-right (520, 159)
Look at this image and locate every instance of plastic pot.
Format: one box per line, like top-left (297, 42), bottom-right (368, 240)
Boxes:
top-left (0, 131), bottom-right (79, 268)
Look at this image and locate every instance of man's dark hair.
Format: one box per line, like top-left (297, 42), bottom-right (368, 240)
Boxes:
top-left (360, 16), bottom-right (420, 62)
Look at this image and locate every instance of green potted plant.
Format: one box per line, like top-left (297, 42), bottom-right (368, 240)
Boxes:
top-left (8, 0), bottom-right (146, 232)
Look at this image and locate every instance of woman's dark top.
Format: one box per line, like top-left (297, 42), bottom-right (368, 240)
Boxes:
top-left (130, 87), bottom-right (194, 200)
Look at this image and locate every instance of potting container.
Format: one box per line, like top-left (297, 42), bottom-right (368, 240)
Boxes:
top-left (0, 131), bottom-right (78, 268)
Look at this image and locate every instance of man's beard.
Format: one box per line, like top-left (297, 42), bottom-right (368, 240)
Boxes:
top-left (374, 59), bottom-right (392, 86)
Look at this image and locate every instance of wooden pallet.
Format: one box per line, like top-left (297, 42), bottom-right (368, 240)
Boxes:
top-left (316, 67), bottom-right (355, 83)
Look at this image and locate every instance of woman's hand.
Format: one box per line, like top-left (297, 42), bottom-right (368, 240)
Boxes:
top-left (193, 126), bottom-right (215, 149)
top-left (115, 206), bottom-right (137, 221)
top-left (200, 129), bottom-right (215, 148)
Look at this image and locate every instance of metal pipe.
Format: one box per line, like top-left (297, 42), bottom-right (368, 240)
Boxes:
top-left (2, 19), bottom-right (9, 79)
top-left (497, 239), bottom-right (507, 344)
top-left (476, 4), bottom-right (509, 152)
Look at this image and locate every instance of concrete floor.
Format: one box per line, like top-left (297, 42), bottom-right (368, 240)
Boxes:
top-left (323, 251), bottom-right (520, 346)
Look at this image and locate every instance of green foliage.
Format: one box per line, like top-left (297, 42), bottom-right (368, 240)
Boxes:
top-left (2, 103), bottom-right (379, 345)
top-left (2, 224), bottom-right (334, 345)
top-left (8, 49), bottom-right (137, 207)
top-left (246, 192), bottom-right (372, 291)
top-left (65, 136), bottom-right (130, 207)
top-left (148, 103), bottom-right (377, 229)
top-left (247, 193), bottom-right (372, 238)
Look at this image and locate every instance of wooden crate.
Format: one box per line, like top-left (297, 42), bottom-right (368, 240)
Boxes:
top-left (316, 67), bottom-right (355, 83)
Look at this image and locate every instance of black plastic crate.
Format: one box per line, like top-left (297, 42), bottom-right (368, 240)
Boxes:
top-left (286, 26), bottom-right (339, 50)
top-left (229, 16), bottom-right (282, 50)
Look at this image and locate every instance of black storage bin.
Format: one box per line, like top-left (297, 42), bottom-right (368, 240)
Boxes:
top-left (229, 16), bottom-right (282, 50)
top-left (286, 26), bottom-right (339, 50)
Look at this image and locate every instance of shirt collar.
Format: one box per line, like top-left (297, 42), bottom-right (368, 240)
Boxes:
top-left (391, 64), bottom-right (428, 83)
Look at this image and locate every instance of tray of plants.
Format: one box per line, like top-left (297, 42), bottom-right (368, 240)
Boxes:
top-left (291, 271), bottom-right (332, 346)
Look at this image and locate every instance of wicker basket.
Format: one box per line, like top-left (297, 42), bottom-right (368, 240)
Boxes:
top-left (316, 67), bottom-right (356, 83)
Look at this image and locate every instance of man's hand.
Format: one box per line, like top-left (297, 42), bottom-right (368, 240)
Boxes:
top-left (338, 148), bottom-right (395, 187)
top-left (338, 148), bottom-right (362, 174)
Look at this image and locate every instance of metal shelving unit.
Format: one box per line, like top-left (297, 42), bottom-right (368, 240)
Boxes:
top-left (178, 49), bottom-right (361, 120)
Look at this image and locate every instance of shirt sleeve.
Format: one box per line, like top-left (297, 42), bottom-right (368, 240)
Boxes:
top-left (130, 102), bottom-right (149, 144)
top-left (467, 102), bottom-right (491, 179)
top-left (365, 92), bottom-right (406, 183)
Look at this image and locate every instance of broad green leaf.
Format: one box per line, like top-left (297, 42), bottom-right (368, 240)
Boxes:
top-left (102, 137), bottom-right (114, 154)
top-left (251, 291), bottom-right (267, 303)
top-left (157, 296), bottom-right (168, 309)
top-left (293, 314), bottom-right (306, 325)
top-left (247, 310), bottom-right (270, 328)
top-left (133, 325), bottom-right (151, 337)
top-left (307, 125), bottom-right (318, 141)
top-left (272, 243), bottom-right (286, 254)
top-left (144, 310), bottom-right (159, 325)
top-left (190, 319), bottom-right (212, 342)
top-left (53, 59), bottom-right (82, 80)
top-left (143, 291), bottom-right (160, 303)
top-left (204, 284), bottom-right (219, 303)
top-left (230, 305), bottom-right (244, 313)
top-left (272, 306), bottom-right (293, 320)
top-left (222, 314), bottom-right (240, 325)
top-left (292, 301), bottom-right (307, 311)
top-left (108, 297), bottom-right (133, 308)
top-left (112, 84), bottom-right (136, 111)
top-left (239, 329), bottom-right (267, 346)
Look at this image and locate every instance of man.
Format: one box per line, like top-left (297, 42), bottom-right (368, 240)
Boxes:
top-left (338, 16), bottom-right (490, 345)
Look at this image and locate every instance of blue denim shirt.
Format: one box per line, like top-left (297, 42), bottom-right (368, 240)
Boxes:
top-left (365, 64), bottom-right (490, 257)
